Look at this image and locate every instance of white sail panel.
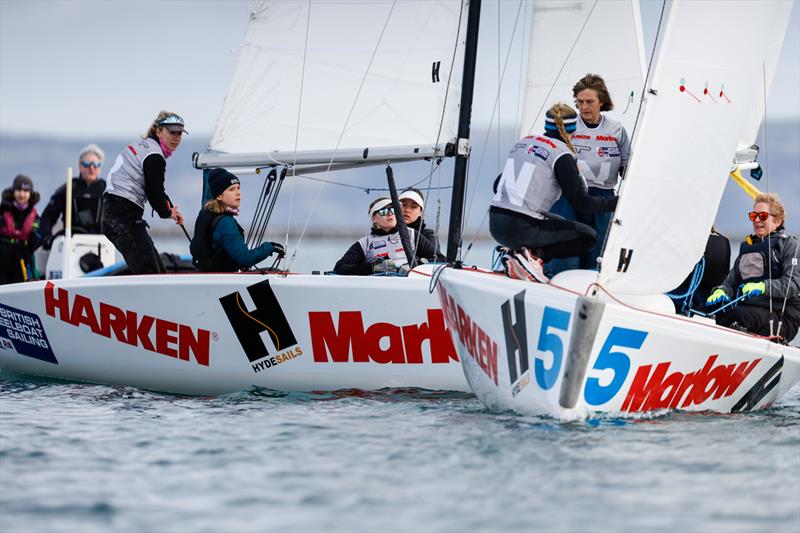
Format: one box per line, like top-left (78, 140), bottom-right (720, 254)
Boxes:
top-left (736, 1), bottom-right (793, 151)
top-left (599, 0), bottom-right (793, 295)
top-left (518, 0), bottom-right (646, 137)
top-left (210, 0), bottom-right (467, 156)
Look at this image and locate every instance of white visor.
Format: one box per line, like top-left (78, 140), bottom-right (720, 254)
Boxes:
top-left (399, 190), bottom-right (424, 210)
top-left (369, 198), bottom-right (394, 217)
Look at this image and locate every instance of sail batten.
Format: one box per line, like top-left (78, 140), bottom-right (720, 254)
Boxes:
top-left (598, 0), bottom-right (793, 295)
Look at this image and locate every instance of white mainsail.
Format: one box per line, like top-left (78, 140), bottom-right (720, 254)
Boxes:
top-left (598, 0), bottom-right (793, 295)
top-left (208, 0), bottom-right (468, 163)
top-left (518, 0), bottom-right (646, 137)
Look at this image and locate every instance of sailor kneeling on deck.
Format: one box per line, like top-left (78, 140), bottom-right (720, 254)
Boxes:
top-left (489, 103), bottom-right (618, 283)
top-left (190, 168), bottom-right (284, 272)
top-left (706, 193), bottom-right (800, 341)
top-left (333, 197), bottom-right (436, 276)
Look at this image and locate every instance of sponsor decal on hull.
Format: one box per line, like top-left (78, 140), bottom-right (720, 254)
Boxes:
top-left (220, 279), bottom-right (303, 373)
top-left (438, 286), bottom-right (497, 385)
top-left (0, 303), bottom-right (57, 364)
top-left (620, 355), bottom-right (761, 412)
top-left (44, 282), bottom-right (210, 366)
top-left (309, 309), bottom-right (457, 364)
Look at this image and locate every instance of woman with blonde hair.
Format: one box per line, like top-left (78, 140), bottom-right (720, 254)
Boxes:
top-left (190, 168), bottom-right (283, 272)
top-left (489, 103), bottom-right (617, 282)
top-left (102, 111), bottom-right (187, 274)
top-left (707, 192), bottom-right (800, 341)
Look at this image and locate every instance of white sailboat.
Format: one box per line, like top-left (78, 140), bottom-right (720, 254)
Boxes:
top-left (1, 0), bottom-right (648, 397)
top-left (437, 0), bottom-right (799, 418)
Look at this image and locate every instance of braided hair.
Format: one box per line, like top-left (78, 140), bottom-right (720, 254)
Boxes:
top-left (545, 103), bottom-right (578, 154)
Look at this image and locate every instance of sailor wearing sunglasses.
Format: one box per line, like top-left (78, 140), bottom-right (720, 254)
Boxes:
top-left (102, 111), bottom-right (187, 274)
top-left (333, 196), bottom-right (437, 275)
top-left (706, 192), bottom-right (800, 341)
top-left (39, 144), bottom-right (107, 248)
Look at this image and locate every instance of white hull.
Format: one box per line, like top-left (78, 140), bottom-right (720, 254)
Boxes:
top-left (437, 268), bottom-right (800, 419)
top-left (0, 267), bottom-right (468, 395)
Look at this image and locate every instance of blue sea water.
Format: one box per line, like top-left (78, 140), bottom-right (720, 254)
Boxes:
top-left (1, 378), bottom-right (798, 533)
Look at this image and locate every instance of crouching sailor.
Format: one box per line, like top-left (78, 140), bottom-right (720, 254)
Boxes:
top-left (190, 168), bottom-right (284, 272)
top-left (706, 193), bottom-right (800, 341)
top-left (333, 196), bottom-right (436, 275)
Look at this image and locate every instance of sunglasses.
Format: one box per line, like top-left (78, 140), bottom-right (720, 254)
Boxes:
top-left (81, 160), bottom-right (102, 168)
top-left (158, 114), bottom-right (185, 126)
top-left (375, 207), bottom-right (395, 217)
top-left (748, 211), bottom-right (771, 222)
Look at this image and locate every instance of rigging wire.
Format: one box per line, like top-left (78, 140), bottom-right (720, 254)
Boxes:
top-left (287, 0), bottom-right (398, 271)
top-left (461, 0), bottom-right (525, 262)
top-left (761, 61), bottom-right (776, 336)
top-left (284, 0), bottom-right (313, 261)
top-left (523, 0), bottom-right (599, 137)
top-left (418, 0), bottom-right (466, 260)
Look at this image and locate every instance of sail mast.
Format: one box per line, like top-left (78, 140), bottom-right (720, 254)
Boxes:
top-left (446, 0), bottom-right (482, 264)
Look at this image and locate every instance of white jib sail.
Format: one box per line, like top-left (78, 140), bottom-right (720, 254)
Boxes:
top-left (518, 0), bottom-right (646, 137)
top-left (209, 0), bottom-right (468, 159)
top-left (598, 0), bottom-right (793, 295)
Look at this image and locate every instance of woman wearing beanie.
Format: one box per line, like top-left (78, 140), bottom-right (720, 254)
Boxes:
top-left (548, 74), bottom-right (631, 275)
top-left (489, 102), bottom-right (618, 283)
top-left (0, 175), bottom-right (42, 284)
top-left (102, 111), bottom-right (187, 274)
top-left (399, 187), bottom-right (445, 262)
top-left (333, 196), bottom-right (436, 276)
top-left (190, 168), bottom-right (284, 272)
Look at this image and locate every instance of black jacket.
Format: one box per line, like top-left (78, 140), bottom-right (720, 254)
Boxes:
top-left (40, 177), bottom-right (106, 235)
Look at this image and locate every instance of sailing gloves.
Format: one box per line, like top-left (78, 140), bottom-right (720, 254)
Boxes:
top-left (270, 242), bottom-right (286, 257)
top-left (372, 259), bottom-right (410, 275)
top-left (741, 281), bottom-right (766, 299)
top-left (706, 287), bottom-right (730, 307)
top-left (706, 281), bottom-right (766, 307)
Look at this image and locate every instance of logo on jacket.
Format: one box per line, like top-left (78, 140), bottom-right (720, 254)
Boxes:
top-left (368, 240), bottom-right (387, 251)
top-left (527, 145), bottom-right (550, 161)
top-left (220, 280), bottom-right (302, 373)
top-left (597, 146), bottom-right (620, 158)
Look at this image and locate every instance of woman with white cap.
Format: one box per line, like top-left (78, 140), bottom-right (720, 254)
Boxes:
top-left (333, 196), bottom-right (436, 275)
top-left (489, 103), bottom-right (618, 283)
top-left (399, 187), bottom-right (445, 262)
top-left (190, 168), bottom-right (284, 272)
top-left (102, 111), bottom-right (187, 274)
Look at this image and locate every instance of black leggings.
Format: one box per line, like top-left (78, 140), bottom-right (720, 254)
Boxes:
top-left (716, 303), bottom-right (800, 342)
top-left (101, 195), bottom-right (165, 275)
top-left (489, 206), bottom-right (597, 262)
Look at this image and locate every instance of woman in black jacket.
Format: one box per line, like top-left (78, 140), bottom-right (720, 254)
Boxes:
top-left (334, 197), bottom-right (436, 275)
top-left (0, 175), bottom-right (41, 284)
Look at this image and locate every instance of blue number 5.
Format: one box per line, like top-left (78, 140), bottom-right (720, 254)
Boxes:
top-left (535, 307), bottom-right (571, 390)
top-left (584, 326), bottom-right (648, 405)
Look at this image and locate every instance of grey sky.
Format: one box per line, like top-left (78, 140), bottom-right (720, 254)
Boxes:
top-left (1, 0), bottom-right (797, 140)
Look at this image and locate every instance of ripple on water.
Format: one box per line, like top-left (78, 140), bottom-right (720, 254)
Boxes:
top-left (0, 379), bottom-right (798, 532)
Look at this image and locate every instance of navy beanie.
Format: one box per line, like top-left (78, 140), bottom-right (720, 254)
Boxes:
top-left (208, 168), bottom-right (240, 198)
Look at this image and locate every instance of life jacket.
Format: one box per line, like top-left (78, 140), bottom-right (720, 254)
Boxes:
top-left (490, 135), bottom-right (576, 219)
top-left (733, 230), bottom-right (785, 284)
top-left (1, 208), bottom-right (38, 242)
top-left (190, 209), bottom-right (241, 272)
top-left (358, 228), bottom-right (416, 266)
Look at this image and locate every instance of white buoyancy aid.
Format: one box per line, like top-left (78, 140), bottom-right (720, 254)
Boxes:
top-left (490, 135), bottom-right (575, 219)
top-left (359, 228), bottom-right (417, 266)
top-left (105, 137), bottom-right (164, 209)
top-left (572, 115), bottom-right (630, 189)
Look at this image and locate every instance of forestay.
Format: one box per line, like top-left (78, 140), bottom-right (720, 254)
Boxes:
top-left (518, 0), bottom-right (646, 137)
top-left (209, 0), bottom-right (468, 163)
top-left (598, 0), bottom-right (792, 295)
